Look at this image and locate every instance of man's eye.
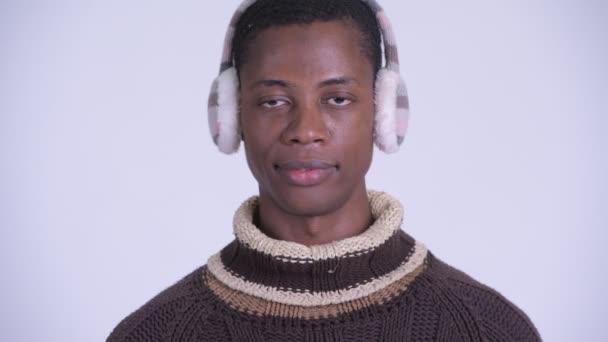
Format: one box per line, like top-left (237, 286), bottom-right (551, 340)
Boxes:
top-left (261, 99), bottom-right (288, 108)
top-left (328, 97), bottom-right (352, 106)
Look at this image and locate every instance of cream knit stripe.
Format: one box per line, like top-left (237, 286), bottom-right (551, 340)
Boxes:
top-left (203, 261), bottom-right (427, 320)
top-left (207, 241), bottom-right (428, 307)
top-left (233, 190), bottom-right (404, 261)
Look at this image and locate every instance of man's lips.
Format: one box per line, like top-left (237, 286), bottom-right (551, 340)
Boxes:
top-left (274, 160), bottom-right (338, 187)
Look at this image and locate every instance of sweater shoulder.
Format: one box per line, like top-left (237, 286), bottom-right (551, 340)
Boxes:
top-left (420, 252), bottom-right (542, 342)
top-left (106, 265), bottom-right (214, 342)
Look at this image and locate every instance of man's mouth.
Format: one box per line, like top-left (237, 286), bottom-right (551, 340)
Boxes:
top-left (274, 160), bottom-right (338, 187)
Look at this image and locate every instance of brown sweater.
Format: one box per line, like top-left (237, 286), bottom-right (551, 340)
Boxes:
top-left (107, 191), bottom-right (542, 342)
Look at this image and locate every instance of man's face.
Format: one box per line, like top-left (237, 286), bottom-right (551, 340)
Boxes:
top-left (239, 20), bottom-right (375, 216)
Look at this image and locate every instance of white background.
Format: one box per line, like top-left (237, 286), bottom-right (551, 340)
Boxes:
top-left (2, 1), bottom-right (606, 341)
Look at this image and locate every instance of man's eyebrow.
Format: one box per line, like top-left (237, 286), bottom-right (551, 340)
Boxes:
top-left (318, 77), bottom-right (357, 88)
top-left (251, 79), bottom-right (292, 88)
top-left (248, 77), bottom-right (357, 89)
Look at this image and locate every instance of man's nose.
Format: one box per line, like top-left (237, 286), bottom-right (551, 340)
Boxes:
top-left (280, 103), bottom-right (329, 146)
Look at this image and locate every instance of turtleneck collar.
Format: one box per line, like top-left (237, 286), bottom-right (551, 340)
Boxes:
top-left (206, 190), bottom-right (428, 307)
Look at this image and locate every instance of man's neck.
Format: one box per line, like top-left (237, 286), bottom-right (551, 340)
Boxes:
top-left (256, 185), bottom-right (373, 246)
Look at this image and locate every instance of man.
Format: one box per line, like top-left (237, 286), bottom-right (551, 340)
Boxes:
top-left (108, 0), bottom-right (542, 341)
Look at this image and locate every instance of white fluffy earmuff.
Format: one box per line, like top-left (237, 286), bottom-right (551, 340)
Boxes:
top-left (214, 68), bottom-right (240, 154)
top-left (373, 68), bottom-right (402, 153)
top-left (207, 0), bottom-right (410, 154)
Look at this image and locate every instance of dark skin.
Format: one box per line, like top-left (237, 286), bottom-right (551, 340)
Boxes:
top-left (239, 20), bottom-right (376, 246)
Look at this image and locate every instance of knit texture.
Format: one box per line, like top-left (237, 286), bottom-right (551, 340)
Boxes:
top-left (107, 191), bottom-right (542, 342)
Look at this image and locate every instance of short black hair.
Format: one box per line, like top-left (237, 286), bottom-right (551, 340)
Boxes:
top-left (232, 0), bottom-right (382, 78)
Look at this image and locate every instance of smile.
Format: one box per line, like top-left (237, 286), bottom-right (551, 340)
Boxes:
top-left (274, 160), bottom-right (338, 187)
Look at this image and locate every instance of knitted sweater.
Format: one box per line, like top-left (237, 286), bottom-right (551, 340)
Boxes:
top-left (107, 191), bottom-right (542, 342)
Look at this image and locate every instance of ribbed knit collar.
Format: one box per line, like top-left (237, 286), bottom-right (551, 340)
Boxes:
top-left (206, 191), bottom-right (428, 308)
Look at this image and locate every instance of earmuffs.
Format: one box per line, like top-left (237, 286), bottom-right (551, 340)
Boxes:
top-left (207, 0), bottom-right (410, 154)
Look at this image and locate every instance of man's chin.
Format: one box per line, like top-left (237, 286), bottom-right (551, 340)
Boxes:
top-left (270, 186), bottom-right (346, 218)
